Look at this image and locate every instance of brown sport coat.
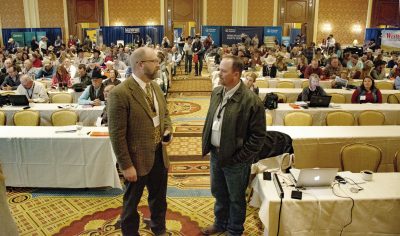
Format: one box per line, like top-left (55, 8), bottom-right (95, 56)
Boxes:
top-left (108, 76), bottom-right (172, 176)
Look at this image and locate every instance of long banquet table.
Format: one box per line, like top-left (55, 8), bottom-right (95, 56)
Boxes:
top-left (268, 126), bottom-right (400, 172)
top-left (259, 88), bottom-right (399, 103)
top-left (0, 126), bottom-right (121, 189)
top-left (1, 103), bottom-right (104, 126)
top-left (250, 172), bottom-right (400, 236)
top-left (266, 103), bottom-right (400, 126)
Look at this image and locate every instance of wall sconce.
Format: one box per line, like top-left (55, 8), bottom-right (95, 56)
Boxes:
top-left (309, 0), bottom-right (313, 7)
top-left (281, 7), bottom-right (284, 14)
top-left (321, 23), bottom-right (332, 32)
top-left (352, 24), bottom-right (362, 33)
top-left (147, 21), bottom-right (155, 26)
top-left (114, 22), bottom-right (123, 26)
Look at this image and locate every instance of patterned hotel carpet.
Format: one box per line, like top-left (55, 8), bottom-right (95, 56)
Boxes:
top-left (6, 77), bottom-right (265, 235)
top-left (7, 175), bottom-right (263, 235)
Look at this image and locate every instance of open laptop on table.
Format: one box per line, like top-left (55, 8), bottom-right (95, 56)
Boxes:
top-left (308, 95), bottom-right (332, 107)
top-left (289, 168), bottom-right (338, 187)
top-left (9, 95), bottom-right (29, 106)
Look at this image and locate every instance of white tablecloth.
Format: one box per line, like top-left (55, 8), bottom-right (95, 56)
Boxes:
top-left (266, 103), bottom-right (400, 126)
top-left (0, 126), bottom-right (121, 189)
top-left (259, 88), bottom-right (399, 103)
top-left (1, 103), bottom-right (104, 126)
top-left (268, 126), bottom-right (400, 171)
top-left (250, 172), bottom-right (400, 236)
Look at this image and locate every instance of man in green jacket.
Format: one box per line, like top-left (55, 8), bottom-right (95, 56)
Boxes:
top-left (201, 55), bottom-right (266, 235)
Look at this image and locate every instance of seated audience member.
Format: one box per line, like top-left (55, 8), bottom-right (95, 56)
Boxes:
top-left (74, 49), bottom-right (89, 67)
top-left (322, 56), bottom-right (342, 80)
top-left (51, 66), bottom-right (72, 88)
top-left (393, 68), bottom-right (400, 89)
top-left (262, 55), bottom-right (277, 78)
top-left (1, 58), bottom-right (13, 74)
top-left (103, 60), bottom-right (115, 78)
top-left (76, 64), bottom-right (92, 87)
top-left (373, 54), bottom-right (384, 66)
top-left (16, 74), bottom-right (49, 103)
top-left (359, 60), bottom-right (374, 80)
top-left (103, 69), bottom-right (121, 87)
top-left (331, 70), bottom-right (351, 89)
top-left (300, 73), bottom-right (327, 101)
top-left (275, 55), bottom-right (287, 72)
top-left (63, 58), bottom-right (76, 78)
top-left (370, 60), bottom-right (386, 80)
top-left (36, 59), bottom-right (57, 79)
top-left (387, 53), bottom-right (398, 68)
top-left (244, 72), bottom-right (259, 95)
top-left (250, 50), bottom-right (262, 68)
top-left (99, 84), bottom-right (115, 126)
top-left (78, 69), bottom-right (106, 106)
top-left (90, 49), bottom-right (104, 65)
top-left (351, 76), bottom-right (382, 103)
top-left (1, 65), bottom-right (20, 90)
top-left (314, 48), bottom-right (326, 66)
top-left (347, 54), bottom-right (363, 70)
top-left (0, 164), bottom-right (19, 235)
top-left (297, 56), bottom-right (308, 78)
top-left (304, 59), bottom-right (323, 79)
top-left (113, 57), bottom-right (127, 71)
top-left (171, 47), bottom-right (182, 76)
top-left (22, 59), bottom-right (37, 77)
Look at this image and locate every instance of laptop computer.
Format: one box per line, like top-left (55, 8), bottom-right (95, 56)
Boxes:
top-left (289, 168), bottom-right (338, 187)
top-left (309, 95), bottom-right (332, 107)
top-left (9, 95), bottom-right (29, 106)
top-left (0, 95), bottom-right (9, 106)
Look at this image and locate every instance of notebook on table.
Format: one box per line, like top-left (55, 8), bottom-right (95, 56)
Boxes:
top-left (289, 168), bottom-right (338, 187)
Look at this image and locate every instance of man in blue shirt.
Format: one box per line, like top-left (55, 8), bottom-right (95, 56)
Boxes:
top-left (78, 69), bottom-right (106, 106)
top-left (1, 66), bottom-right (20, 90)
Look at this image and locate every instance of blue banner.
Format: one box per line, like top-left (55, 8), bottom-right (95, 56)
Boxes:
top-left (221, 26), bottom-right (263, 46)
top-left (263, 26), bottom-right (282, 44)
top-left (201, 26), bottom-right (221, 46)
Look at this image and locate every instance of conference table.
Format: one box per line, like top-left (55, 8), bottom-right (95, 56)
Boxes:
top-left (1, 103), bottom-right (104, 126)
top-left (259, 88), bottom-right (399, 103)
top-left (266, 103), bottom-right (400, 126)
top-left (267, 126), bottom-right (400, 172)
top-left (0, 126), bottom-right (121, 189)
top-left (250, 172), bottom-right (400, 236)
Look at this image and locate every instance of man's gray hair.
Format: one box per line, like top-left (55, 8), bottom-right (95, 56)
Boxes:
top-left (20, 74), bottom-right (32, 82)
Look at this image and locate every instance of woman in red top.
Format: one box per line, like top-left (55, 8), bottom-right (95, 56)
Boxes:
top-left (32, 53), bottom-right (42, 68)
top-left (351, 76), bottom-right (382, 103)
top-left (51, 66), bottom-right (72, 88)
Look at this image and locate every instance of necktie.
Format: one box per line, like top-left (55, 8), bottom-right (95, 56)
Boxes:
top-left (145, 83), bottom-right (155, 112)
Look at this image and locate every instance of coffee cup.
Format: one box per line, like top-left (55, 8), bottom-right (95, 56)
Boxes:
top-left (360, 170), bottom-right (373, 181)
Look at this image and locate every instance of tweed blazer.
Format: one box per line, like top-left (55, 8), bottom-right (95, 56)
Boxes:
top-left (108, 76), bottom-right (172, 176)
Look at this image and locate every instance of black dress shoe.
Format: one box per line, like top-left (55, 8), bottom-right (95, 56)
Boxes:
top-left (200, 225), bottom-right (225, 235)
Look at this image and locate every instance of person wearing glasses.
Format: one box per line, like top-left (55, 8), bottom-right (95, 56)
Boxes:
top-left (108, 47), bottom-right (172, 236)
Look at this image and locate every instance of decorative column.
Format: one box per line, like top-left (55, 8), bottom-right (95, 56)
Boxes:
top-left (23, 0), bottom-right (40, 28)
top-left (366, 0), bottom-right (373, 28)
top-left (232, 0), bottom-right (248, 26)
top-left (104, 0), bottom-right (110, 26)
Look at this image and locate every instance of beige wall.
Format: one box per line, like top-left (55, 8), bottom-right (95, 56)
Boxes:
top-left (207, 0), bottom-right (232, 26)
top-left (317, 0), bottom-right (368, 45)
top-left (108, 0), bottom-right (161, 26)
top-left (38, 0), bottom-right (65, 38)
top-left (247, 0), bottom-right (274, 26)
top-left (0, 0), bottom-right (25, 28)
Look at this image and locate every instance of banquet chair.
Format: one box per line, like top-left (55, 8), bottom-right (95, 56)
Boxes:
top-left (266, 113), bottom-right (273, 126)
top-left (276, 93), bottom-right (287, 103)
top-left (51, 93), bottom-right (73, 103)
top-left (358, 110), bottom-right (385, 126)
top-left (282, 72), bottom-right (299, 79)
top-left (51, 110), bottom-right (78, 126)
top-left (394, 151), bottom-right (400, 172)
top-left (340, 143), bottom-right (382, 172)
top-left (284, 112), bottom-right (313, 126)
top-left (375, 81), bottom-right (394, 90)
top-left (301, 80), bottom-right (309, 88)
top-left (387, 94), bottom-right (400, 104)
top-left (326, 111), bottom-right (355, 126)
top-left (0, 111), bottom-right (5, 125)
top-left (277, 81), bottom-right (295, 88)
top-left (329, 93), bottom-right (346, 103)
top-left (13, 110), bottom-right (40, 126)
top-left (256, 80), bottom-right (269, 88)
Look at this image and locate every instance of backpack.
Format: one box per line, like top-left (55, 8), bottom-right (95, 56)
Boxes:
top-left (263, 92), bottom-right (278, 110)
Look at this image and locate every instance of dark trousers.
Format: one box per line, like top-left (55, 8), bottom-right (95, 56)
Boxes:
top-left (210, 150), bottom-right (251, 236)
top-left (120, 146), bottom-right (168, 236)
top-left (185, 55), bottom-right (192, 74)
top-left (194, 55), bottom-right (204, 76)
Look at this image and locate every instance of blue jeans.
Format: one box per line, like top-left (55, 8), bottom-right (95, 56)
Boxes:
top-left (210, 150), bottom-right (251, 236)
